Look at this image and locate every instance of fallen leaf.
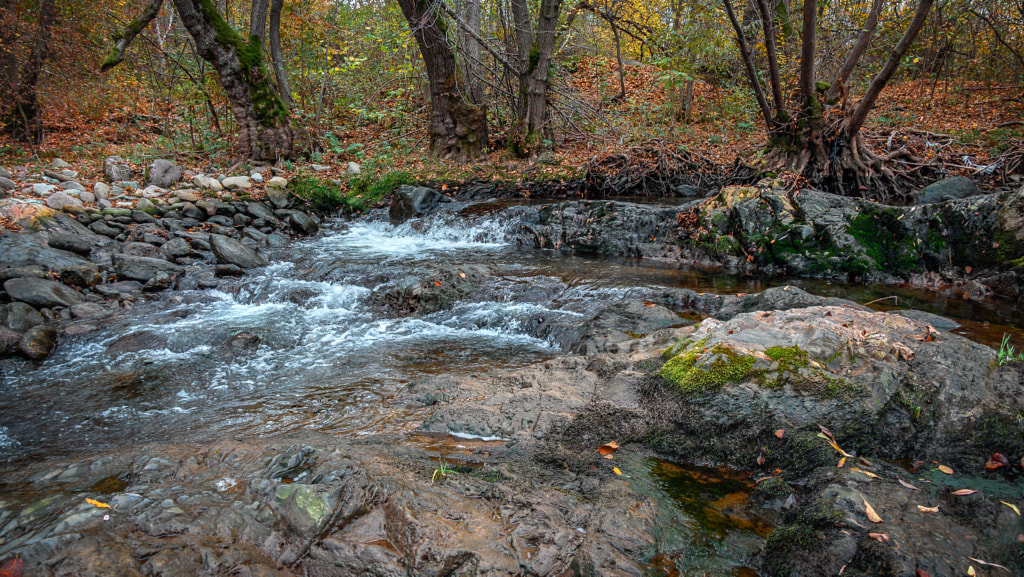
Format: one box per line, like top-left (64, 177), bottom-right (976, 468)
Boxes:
top-left (604, 454), bottom-right (614, 460)
top-left (859, 457), bottom-right (875, 467)
top-left (1017, 534), bottom-right (1024, 543)
top-left (965, 266), bottom-right (972, 274)
top-left (434, 281), bottom-right (442, 286)
top-left (898, 478), bottom-right (920, 490)
top-left (775, 429), bottom-right (785, 439)
top-left (911, 460), bottom-right (924, 473)
top-left (967, 565), bottom-right (975, 576)
top-left (643, 302), bottom-right (656, 307)
top-left (985, 453), bottom-right (1008, 471)
top-left (1000, 501), bottom-right (1020, 516)
top-left (937, 465), bottom-right (954, 475)
top-left (868, 532), bottom-right (889, 542)
top-left (838, 457), bottom-right (846, 468)
top-left (852, 467), bottom-right (880, 479)
top-left (612, 467), bottom-right (622, 476)
top-left (757, 455), bottom-right (765, 466)
top-left (458, 272), bottom-right (466, 278)
top-left (950, 489), bottom-right (977, 496)
top-left (86, 498), bottom-right (112, 509)
top-left (916, 571), bottom-right (931, 577)
top-left (0, 558), bottom-right (23, 577)
top-left (917, 504), bottom-right (940, 513)
top-left (597, 441), bottom-right (619, 455)
top-left (967, 557), bottom-right (1010, 571)
top-left (773, 468), bottom-right (782, 475)
top-left (862, 495), bottom-right (883, 523)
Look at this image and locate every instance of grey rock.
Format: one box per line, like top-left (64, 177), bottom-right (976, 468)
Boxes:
top-left (0, 166), bottom-right (10, 178)
top-left (104, 156), bottom-right (133, 182)
top-left (18, 325), bottom-right (57, 361)
top-left (106, 330), bottom-right (168, 356)
top-left (32, 183), bottom-right (57, 196)
top-left (132, 210), bottom-right (158, 224)
top-left (90, 220), bottom-right (120, 238)
top-left (79, 190), bottom-right (95, 204)
top-left (147, 159), bottom-right (182, 188)
top-left (70, 302), bottom-right (105, 318)
top-left (266, 233), bottom-right (288, 248)
top-left (59, 264), bottom-right (103, 288)
top-left (111, 254), bottom-right (184, 282)
top-left (51, 158), bottom-right (72, 169)
top-left (221, 176), bottom-right (252, 190)
top-left (390, 185), bottom-right (448, 224)
top-left (250, 172), bottom-right (264, 183)
top-left (160, 237), bottom-right (192, 259)
top-left (210, 234), bottom-right (267, 269)
top-left (4, 302), bottom-right (44, 332)
top-left (4, 277), bottom-right (84, 308)
top-left (47, 232), bottom-right (91, 255)
top-left (346, 161), bottom-right (361, 175)
top-left (0, 326), bottom-right (20, 356)
top-left (121, 241), bottom-right (167, 260)
top-left (0, 177), bottom-right (15, 190)
top-left (93, 182), bottom-right (111, 200)
top-left (45, 191), bottom-right (83, 210)
top-left (214, 264), bottom-right (245, 277)
top-left (60, 181), bottom-right (85, 192)
top-left (246, 202), bottom-right (277, 221)
top-left (144, 271), bottom-right (175, 291)
top-left (919, 176), bottom-right (980, 204)
top-left (288, 212), bottom-right (318, 235)
top-left (265, 181), bottom-right (289, 208)
top-left (136, 198), bottom-right (158, 215)
top-left (94, 280), bottom-right (143, 297)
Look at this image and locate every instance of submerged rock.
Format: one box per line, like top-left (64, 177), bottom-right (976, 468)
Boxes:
top-left (389, 185), bottom-right (449, 224)
top-left (18, 325), bottom-right (57, 361)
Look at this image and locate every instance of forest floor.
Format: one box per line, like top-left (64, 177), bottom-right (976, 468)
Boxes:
top-left (1, 58), bottom-right (1022, 199)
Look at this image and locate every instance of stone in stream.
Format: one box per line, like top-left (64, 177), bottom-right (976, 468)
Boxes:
top-left (90, 220), bottom-right (120, 238)
top-left (121, 241), bottom-right (167, 261)
top-left (111, 254), bottom-right (184, 283)
top-left (210, 234), bottom-right (268, 269)
top-left (18, 325), bottom-right (57, 361)
top-left (105, 330), bottom-right (168, 357)
top-left (47, 231), bottom-right (91, 255)
top-left (288, 212), bottom-right (318, 235)
top-left (4, 302), bottom-right (44, 332)
top-left (4, 277), bottom-right (84, 308)
top-left (917, 176), bottom-right (980, 204)
top-left (265, 177), bottom-right (289, 208)
top-left (389, 185), bottom-right (449, 224)
top-left (160, 237), bottom-right (192, 259)
top-left (0, 326), bottom-right (20, 356)
top-left (59, 264), bottom-right (103, 288)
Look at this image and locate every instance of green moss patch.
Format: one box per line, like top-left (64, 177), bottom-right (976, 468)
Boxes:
top-left (847, 207), bottom-right (921, 272)
top-left (659, 341), bottom-right (756, 393)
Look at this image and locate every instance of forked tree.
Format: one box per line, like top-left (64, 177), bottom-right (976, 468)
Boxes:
top-left (723, 0), bottom-right (934, 194)
top-left (101, 0), bottom-right (299, 160)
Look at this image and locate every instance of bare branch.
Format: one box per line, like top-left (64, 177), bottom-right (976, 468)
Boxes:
top-left (828, 0), bottom-right (884, 102)
top-left (723, 0), bottom-right (774, 130)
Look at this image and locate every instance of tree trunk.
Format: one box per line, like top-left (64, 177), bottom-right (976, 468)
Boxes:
top-left (3, 0), bottom-right (56, 145)
top-left (249, 0), bottom-right (268, 44)
top-left (269, 0), bottom-right (292, 107)
top-left (170, 0), bottom-right (296, 159)
top-left (511, 0), bottom-right (562, 156)
top-left (460, 0), bottom-right (484, 104)
top-left (610, 22), bottom-right (625, 101)
top-left (397, 0), bottom-right (487, 163)
top-left (0, 0), bottom-right (22, 105)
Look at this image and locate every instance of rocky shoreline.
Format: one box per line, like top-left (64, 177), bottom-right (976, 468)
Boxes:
top-left (0, 156), bottom-right (322, 363)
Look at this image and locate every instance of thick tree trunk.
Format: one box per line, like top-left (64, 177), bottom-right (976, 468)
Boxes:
top-left (249, 0), bottom-right (268, 44)
top-left (170, 0), bottom-right (295, 159)
top-left (397, 0), bottom-right (487, 163)
top-left (269, 0), bottom-right (292, 108)
top-left (0, 0), bottom-right (22, 105)
top-left (3, 0), bottom-right (56, 145)
top-left (511, 0), bottom-right (562, 156)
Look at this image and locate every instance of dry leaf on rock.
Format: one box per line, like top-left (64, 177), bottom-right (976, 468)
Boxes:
top-left (862, 495), bottom-right (883, 523)
top-left (918, 504), bottom-right (940, 513)
top-left (868, 532), bottom-right (889, 542)
top-left (937, 465), bottom-right (954, 475)
top-left (898, 478), bottom-right (920, 490)
top-left (950, 489), bottom-right (977, 496)
top-left (597, 441), bottom-right (619, 455)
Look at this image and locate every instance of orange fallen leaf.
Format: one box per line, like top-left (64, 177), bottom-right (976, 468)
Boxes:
top-left (643, 302), bottom-right (656, 307)
top-left (604, 454), bottom-right (614, 459)
top-left (775, 429), bottom-right (785, 439)
top-left (757, 455), bottom-right (765, 466)
top-left (458, 272), bottom-right (466, 278)
top-left (597, 441), bottom-right (619, 456)
top-left (773, 468), bottom-right (782, 475)
top-left (916, 571), bottom-right (930, 577)
top-left (0, 557), bottom-right (23, 577)
top-left (917, 504), bottom-right (939, 513)
top-left (434, 281), bottom-right (442, 286)
top-left (950, 489), bottom-right (977, 496)
top-left (1017, 534), bottom-right (1024, 543)
top-left (937, 465), bottom-right (953, 475)
top-left (838, 457), bottom-right (846, 468)
top-left (985, 453), bottom-right (1008, 471)
top-left (612, 467), bottom-right (622, 476)
top-left (862, 495), bottom-right (883, 523)
top-left (86, 498), bottom-right (112, 509)
top-left (851, 467), bottom-right (880, 479)
top-left (868, 532), bottom-right (889, 542)
top-left (898, 478), bottom-right (920, 490)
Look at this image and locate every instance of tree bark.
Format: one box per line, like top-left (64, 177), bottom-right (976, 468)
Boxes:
top-left (3, 0), bottom-right (56, 144)
top-left (511, 0), bottom-right (562, 156)
top-left (460, 0), bottom-right (484, 104)
top-left (397, 0), bottom-right (487, 163)
top-left (249, 0), bottom-right (268, 44)
top-left (269, 0), bottom-right (292, 107)
top-left (723, 0), bottom-right (774, 131)
top-left (0, 0), bottom-right (22, 104)
top-left (755, 0), bottom-right (786, 119)
top-left (171, 0), bottom-right (295, 159)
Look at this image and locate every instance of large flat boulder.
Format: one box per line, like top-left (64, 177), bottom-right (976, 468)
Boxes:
top-left (210, 234), bottom-right (267, 269)
top-left (4, 277), bottom-right (84, 308)
top-left (111, 253), bottom-right (184, 282)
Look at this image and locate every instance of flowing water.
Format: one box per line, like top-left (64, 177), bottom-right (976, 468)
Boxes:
top-left (2, 198), bottom-right (1021, 575)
